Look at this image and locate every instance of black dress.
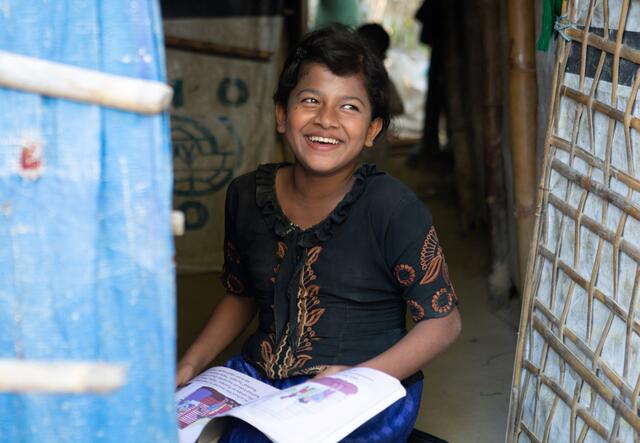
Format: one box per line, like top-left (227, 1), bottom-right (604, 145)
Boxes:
top-left (221, 163), bottom-right (458, 380)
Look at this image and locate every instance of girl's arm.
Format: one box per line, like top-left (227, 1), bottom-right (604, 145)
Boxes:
top-left (315, 308), bottom-right (461, 380)
top-left (176, 293), bottom-right (257, 386)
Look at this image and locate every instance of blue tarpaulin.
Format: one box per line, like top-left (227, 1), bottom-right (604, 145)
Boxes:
top-left (0, 1), bottom-right (176, 442)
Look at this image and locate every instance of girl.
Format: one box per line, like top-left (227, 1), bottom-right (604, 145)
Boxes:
top-left (177, 25), bottom-right (461, 443)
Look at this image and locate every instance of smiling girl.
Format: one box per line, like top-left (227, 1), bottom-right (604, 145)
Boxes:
top-left (177, 25), bottom-right (461, 442)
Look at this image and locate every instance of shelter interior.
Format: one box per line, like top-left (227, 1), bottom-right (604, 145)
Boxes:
top-left (168, 0), bottom-right (540, 440)
top-left (166, 0), bottom-right (640, 440)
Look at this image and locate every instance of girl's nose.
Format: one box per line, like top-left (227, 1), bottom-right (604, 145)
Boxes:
top-left (314, 105), bottom-right (339, 128)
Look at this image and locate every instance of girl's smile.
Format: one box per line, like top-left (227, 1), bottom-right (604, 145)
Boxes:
top-left (276, 62), bottom-right (382, 176)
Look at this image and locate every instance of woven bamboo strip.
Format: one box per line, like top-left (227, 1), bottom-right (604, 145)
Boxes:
top-left (563, 28), bottom-right (640, 70)
top-left (550, 158), bottom-right (640, 231)
top-left (547, 193), bottom-right (640, 263)
top-left (558, 122), bottom-right (599, 438)
top-left (542, 388), bottom-right (562, 441)
top-left (585, 6), bottom-right (633, 437)
top-left (520, 422), bottom-right (544, 443)
top-left (551, 135), bottom-right (640, 193)
top-left (560, 86), bottom-right (640, 132)
top-left (538, 246), bottom-right (640, 334)
top-left (532, 316), bottom-right (640, 430)
top-left (533, 297), bottom-right (635, 400)
top-left (523, 360), bottom-right (610, 439)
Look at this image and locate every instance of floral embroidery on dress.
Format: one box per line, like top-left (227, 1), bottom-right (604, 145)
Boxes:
top-left (226, 273), bottom-right (245, 295)
top-left (223, 242), bottom-right (245, 295)
top-left (431, 288), bottom-right (455, 314)
top-left (395, 264), bottom-right (416, 286)
top-left (259, 246), bottom-right (326, 378)
top-left (270, 241), bottom-right (287, 284)
top-left (259, 326), bottom-right (290, 378)
top-left (407, 300), bottom-right (426, 322)
top-left (419, 226), bottom-right (445, 285)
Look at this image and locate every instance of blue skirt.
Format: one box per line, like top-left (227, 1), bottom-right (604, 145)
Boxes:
top-left (219, 355), bottom-right (423, 443)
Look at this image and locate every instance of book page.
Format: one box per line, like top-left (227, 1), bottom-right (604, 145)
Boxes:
top-left (222, 367), bottom-right (406, 443)
top-left (176, 366), bottom-right (279, 443)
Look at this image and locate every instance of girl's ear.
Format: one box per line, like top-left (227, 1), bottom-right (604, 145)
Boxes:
top-left (275, 103), bottom-right (287, 134)
top-left (364, 118), bottom-right (383, 148)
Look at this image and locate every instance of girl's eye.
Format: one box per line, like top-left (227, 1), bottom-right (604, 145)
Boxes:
top-left (342, 104), bottom-right (359, 111)
top-left (302, 97), bottom-right (318, 104)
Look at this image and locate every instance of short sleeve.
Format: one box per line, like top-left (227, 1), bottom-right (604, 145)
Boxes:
top-left (220, 180), bottom-right (253, 297)
top-left (385, 199), bottom-right (458, 322)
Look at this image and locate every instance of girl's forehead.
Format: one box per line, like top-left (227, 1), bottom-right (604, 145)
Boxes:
top-left (294, 63), bottom-right (368, 94)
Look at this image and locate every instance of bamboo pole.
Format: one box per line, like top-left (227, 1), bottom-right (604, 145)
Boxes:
top-left (172, 210), bottom-right (185, 236)
top-left (164, 36), bottom-right (273, 62)
top-left (505, 3), bottom-right (569, 438)
top-left (443, 0), bottom-right (477, 232)
top-left (506, 0), bottom-right (538, 290)
top-left (480, 0), bottom-right (511, 305)
top-left (0, 359), bottom-right (126, 393)
top-left (461, 0), bottom-right (486, 222)
top-left (0, 50), bottom-right (172, 114)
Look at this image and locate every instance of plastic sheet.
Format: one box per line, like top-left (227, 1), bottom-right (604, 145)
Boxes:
top-left (0, 1), bottom-right (176, 441)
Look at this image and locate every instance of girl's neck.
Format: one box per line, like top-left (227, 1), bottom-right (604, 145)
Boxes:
top-left (287, 162), bottom-right (357, 202)
top-left (275, 162), bottom-right (359, 230)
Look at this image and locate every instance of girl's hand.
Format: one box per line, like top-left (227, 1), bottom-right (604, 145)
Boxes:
top-left (313, 365), bottom-right (351, 379)
top-left (176, 362), bottom-right (196, 388)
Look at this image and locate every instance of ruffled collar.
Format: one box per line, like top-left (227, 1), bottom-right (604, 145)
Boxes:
top-left (255, 162), bottom-right (381, 248)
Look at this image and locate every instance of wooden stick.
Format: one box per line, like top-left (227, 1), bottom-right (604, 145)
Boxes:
top-left (551, 135), bottom-right (640, 193)
top-left (550, 158), bottom-right (640, 220)
top-left (560, 85), bottom-right (640, 132)
top-left (0, 359), bottom-right (126, 393)
top-left (172, 210), bottom-right (185, 236)
top-left (519, 422), bottom-right (543, 442)
top-left (0, 50), bottom-right (172, 114)
top-left (165, 36), bottom-right (272, 62)
top-left (565, 27), bottom-right (640, 66)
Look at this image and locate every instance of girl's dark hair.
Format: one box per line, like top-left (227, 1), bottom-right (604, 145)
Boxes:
top-left (273, 24), bottom-right (391, 135)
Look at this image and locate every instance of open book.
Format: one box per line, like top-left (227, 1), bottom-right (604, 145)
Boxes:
top-left (176, 366), bottom-right (407, 443)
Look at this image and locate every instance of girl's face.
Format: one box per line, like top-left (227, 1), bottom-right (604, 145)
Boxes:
top-left (276, 63), bottom-right (382, 176)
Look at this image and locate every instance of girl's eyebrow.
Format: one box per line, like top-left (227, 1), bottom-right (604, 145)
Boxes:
top-left (295, 88), bottom-right (320, 97)
top-left (341, 95), bottom-right (366, 106)
top-left (295, 89), bottom-right (367, 106)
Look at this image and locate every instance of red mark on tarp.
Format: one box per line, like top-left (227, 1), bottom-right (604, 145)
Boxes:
top-left (21, 146), bottom-right (41, 170)
top-left (18, 139), bottom-right (44, 180)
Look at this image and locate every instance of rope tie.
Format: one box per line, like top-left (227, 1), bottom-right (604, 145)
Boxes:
top-left (554, 14), bottom-right (579, 42)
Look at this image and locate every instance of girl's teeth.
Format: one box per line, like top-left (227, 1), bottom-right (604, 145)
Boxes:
top-left (309, 136), bottom-right (338, 144)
